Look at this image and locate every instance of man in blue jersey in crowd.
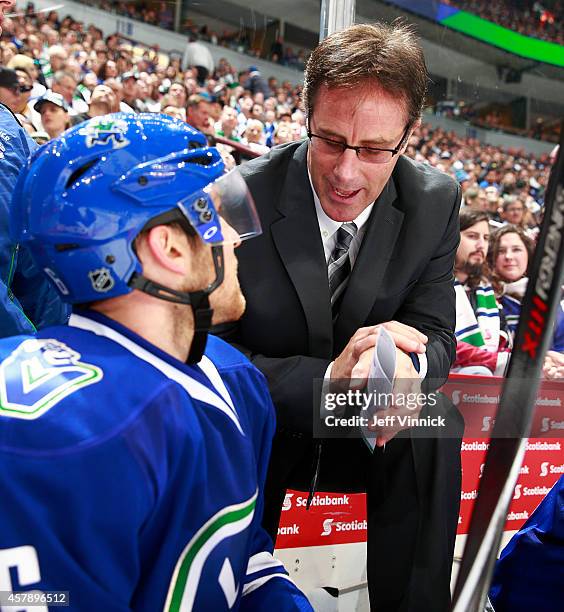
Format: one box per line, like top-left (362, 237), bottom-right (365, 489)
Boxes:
top-left (0, 113), bottom-right (311, 611)
top-left (0, 0), bottom-right (69, 337)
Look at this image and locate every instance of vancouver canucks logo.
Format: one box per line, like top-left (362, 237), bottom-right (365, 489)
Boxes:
top-left (80, 118), bottom-right (129, 149)
top-left (89, 267), bottom-right (115, 293)
top-left (0, 339), bottom-right (103, 420)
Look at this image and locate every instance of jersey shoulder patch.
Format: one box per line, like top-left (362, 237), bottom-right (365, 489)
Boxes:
top-left (0, 338), bottom-right (103, 420)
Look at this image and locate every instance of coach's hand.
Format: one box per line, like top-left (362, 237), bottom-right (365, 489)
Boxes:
top-left (331, 321), bottom-right (427, 388)
top-left (368, 350), bottom-right (423, 446)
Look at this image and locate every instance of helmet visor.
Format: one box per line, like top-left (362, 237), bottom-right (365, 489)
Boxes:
top-left (179, 168), bottom-right (262, 245)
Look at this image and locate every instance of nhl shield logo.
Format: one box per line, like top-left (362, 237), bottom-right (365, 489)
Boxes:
top-left (88, 267), bottom-right (115, 293)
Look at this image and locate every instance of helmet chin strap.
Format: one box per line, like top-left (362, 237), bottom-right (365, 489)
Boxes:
top-left (129, 245), bottom-right (225, 364)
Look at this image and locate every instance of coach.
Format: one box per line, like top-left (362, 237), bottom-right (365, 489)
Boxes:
top-left (222, 22), bottom-right (464, 611)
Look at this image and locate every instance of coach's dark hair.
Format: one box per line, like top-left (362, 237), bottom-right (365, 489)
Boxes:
top-left (303, 21), bottom-right (428, 128)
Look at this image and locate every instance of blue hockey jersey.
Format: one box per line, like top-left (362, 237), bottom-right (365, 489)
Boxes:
top-left (0, 310), bottom-right (311, 611)
top-left (489, 475), bottom-right (564, 611)
top-left (0, 104), bottom-right (69, 337)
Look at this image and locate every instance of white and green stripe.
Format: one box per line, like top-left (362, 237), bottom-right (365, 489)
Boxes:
top-left (165, 490), bottom-right (258, 611)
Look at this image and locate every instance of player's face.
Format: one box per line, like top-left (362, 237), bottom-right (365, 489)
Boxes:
top-left (187, 219), bottom-right (245, 325)
top-left (495, 232), bottom-right (528, 282)
top-left (210, 219), bottom-right (245, 324)
top-left (307, 84), bottom-right (412, 222)
top-left (456, 221), bottom-right (490, 269)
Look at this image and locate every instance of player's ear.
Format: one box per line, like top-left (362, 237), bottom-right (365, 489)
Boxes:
top-left (142, 224), bottom-right (190, 275)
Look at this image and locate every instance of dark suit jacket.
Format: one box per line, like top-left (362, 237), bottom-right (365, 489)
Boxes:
top-left (232, 140), bottom-right (459, 421)
top-left (221, 140), bottom-right (464, 610)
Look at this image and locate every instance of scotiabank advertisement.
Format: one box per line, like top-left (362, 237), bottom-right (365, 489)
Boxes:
top-left (276, 375), bottom-right (563, 549)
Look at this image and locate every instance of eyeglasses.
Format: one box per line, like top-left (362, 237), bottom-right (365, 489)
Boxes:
top-left (307, 125), bottom-right (410, 164)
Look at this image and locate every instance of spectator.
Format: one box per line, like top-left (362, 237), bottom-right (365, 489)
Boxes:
top-left (242, 66), bottom-right (271, 98)
top-left (34, 90), bottom-right (70, 140)
top-left (167, 81), bottom-right (187, 109)
top-left (499, 195), bottom-right (527, 227)
top-left (43, 44), bottom-right (67, 86)
top-left (0, 67), bottom-right (23, 114)
top-left (215, 105), bottom-right (240, 141)
top-left (104, 77), bottom-right (133, 113)
top-left (484, 185), bottom-right (502, 220)
top-left (120, 72), bottom-right (146, 112)
top-left (162, 105), bottom-right (186, 121)
top-left (241, 118), bottom-right (269, 154)
top-left (452, 209), bottom-right (511, 376)
top-left (97, 59), bottom-right (119, 81)
top-left (69, 84), bottom-right (117, 126)
top-left (7, 53), bottom-right (46, 99)
top-left (463, 187), bottom-right (479, 209)
top-left (237, 95), bottom-right (254, 124)
top-left (270, 36), bottom-right (284, 63)
top-left (52, 70), bottom-right (87, 114)
top-left (490, 225), bottom-right (564, 367)
top-left (272, 121), bottom-right (295, 145)
top-left (13, 68), bottom-right (40, 133)
top-left (186, 93), bottom-right (211, 134)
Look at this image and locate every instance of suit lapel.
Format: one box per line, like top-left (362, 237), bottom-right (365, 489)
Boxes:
top-left (270, 142), bottom-right (333, 358)
top-left (334, 179), bottom-right (405, 350)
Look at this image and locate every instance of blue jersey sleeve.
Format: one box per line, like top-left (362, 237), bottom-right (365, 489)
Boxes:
top-left (489, 475), bottom-right (564, 611)
top-left (224, 361), bottom-right (313, 610)
top-left (0, 105), bottom-right (69, 336)
top-left (204, 335), bottom-right (312, 609)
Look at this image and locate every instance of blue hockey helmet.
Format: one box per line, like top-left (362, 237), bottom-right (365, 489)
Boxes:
top-left (11, 113), bottom-right (261, 362)
top-left (11, 113), bottom-right (260, 303)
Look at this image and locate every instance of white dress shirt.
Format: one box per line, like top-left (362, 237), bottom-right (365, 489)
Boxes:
top-left (307, 170), bottom-right (427, 380)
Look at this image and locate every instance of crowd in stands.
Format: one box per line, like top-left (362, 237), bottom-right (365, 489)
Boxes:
top-left (83, 0), bottom-right (309, 70)
top-left (1, 3), bottom-right (561, 377)
top-left (412, 125), bottom-right (563, 377)
top-left (447, 0), bottom-right (564, 45)
top-left (56, 1), bottom-right (560, 141)
top-left (434, 99), bottom-right (561, 144)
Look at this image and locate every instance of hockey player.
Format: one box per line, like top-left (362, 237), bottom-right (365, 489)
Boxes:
top-left (0, 114), bottom-right (312, 611)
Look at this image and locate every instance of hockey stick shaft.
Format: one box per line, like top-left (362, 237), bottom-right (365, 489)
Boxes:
top-left (452, 126), bottom-right (564, 611)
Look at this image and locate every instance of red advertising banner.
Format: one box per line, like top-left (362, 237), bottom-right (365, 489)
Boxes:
top-left (276, 375), bottom-right (563, 549)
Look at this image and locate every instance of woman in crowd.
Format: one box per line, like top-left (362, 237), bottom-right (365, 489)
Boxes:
top-left (490, 225), bottom-right (564, 376)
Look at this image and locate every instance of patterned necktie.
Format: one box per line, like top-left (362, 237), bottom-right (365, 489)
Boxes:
top-left (328, 222), bottom-right (358, 321)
